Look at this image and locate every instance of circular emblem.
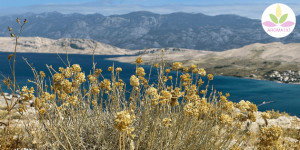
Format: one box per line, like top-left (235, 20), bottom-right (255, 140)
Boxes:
top-left (261, 3), bottom-right (296, 38)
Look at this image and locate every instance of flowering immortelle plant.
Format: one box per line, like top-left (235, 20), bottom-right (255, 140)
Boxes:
top-left (15, 55), bottom-right (297, 149)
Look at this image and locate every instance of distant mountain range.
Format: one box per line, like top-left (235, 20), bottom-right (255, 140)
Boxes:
top-left (0, 11), bottom-right (300, 51)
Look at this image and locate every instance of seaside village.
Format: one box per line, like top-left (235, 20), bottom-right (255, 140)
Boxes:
top-left (266, 70), bottom-right (300, 83)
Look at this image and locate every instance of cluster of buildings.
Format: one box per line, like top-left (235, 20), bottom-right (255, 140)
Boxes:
top-left (265, 70), bottom-right (300, 83)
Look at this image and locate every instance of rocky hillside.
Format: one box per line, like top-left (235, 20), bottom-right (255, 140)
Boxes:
top-left (0, 37), bottom-right (131, 55)
top-left (110, 42), bottom-right (300, 80)
top-left (1, 11), bottom-right (300, 50)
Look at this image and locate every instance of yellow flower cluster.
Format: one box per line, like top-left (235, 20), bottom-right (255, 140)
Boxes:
top-left (21, 86), bottom-right (35, 101)
top-left (162, 76), bottom-right (168, 83)
top-left (91, 86), bottom-right (100, 95)
top-left (95, 68), bottom-right (102, 75)
top-left (75, 72), bottom-right (86, 83)
top-left (218, 95), bottom-right (234, 113)
top-left (172, 62), bottom-right (183, 70)
top-left (183, 98), bottom-right (211, 117)
top-left (258, 126), bottom-right (283, 149)
top-left (207, 74), bottom-right (214, 80)
top-left (192, 68), bottom-right (199, 74)
top-left (60, 67), bottom-right (72, 78)
top-left (194, 98), bottom-right (211, 115)
top-left (146, 87), bottom-right (159, 105)
top-left (39, 71), bottom-right (46, 78)
top-left (236, 100), bottom-right (258, 112)
top-left (60, 79), bottom-right (73, 94)
top-left (67, 95), bottom-right (78, 106)
top-left (42, 92), bottom-right (55, 101)
top-left (53, 73), bottom-right (64, 82)
top-left (87, 74), bottom-right (97, 82)
top-left (198, 78), bottom-right (204, 86)
top-left (108, 66), bottom-right (113, 72)
top-left (233, 100), bottom-right (257, 122)
top-left (99, 79), bottom-right (112, 92)
top-left (114, 110), bottom-right (135, 132)
top-left (219, 113), bottom-right (233, 126)
top-left (220, 95), bottom-right (228, 103)
top-left (184, 85), bottom-right (200, 102)
top-left (183, 67), bottom-right (189, 72)
top-left (34, 91), bottom-right (56, 114)
top-left (170, 88), bottom-right (183, 106)
top-left (135, 57), bottom-right (143, 65)
top-left (136, 67), bottom-right (146, 77)
top-left (146, 87), bottom-right (158, 96)
top-left (222, 101), bottom-right (234, 113)
top-left (199, 68), bottom-right (206, 76)
top-left (183, 103), bottom-right (194, 116)
top-left (180, 73), bottom-right (192, 86)
top-left (165, 69), bottom-right (171, 74)
top-left (72, 64), bottom-right (82, 72)
top-left (190, 64), bottom-right (197, 70)
top-left (52, 65), bottom-right (86, 97)
top-left (115, 79), bottom-right (125, 91)
top-left (115, 67), bottom-right (122, 73)
top-left (130, 75), bottom-right (139, 87)
top-left (159, 90), bottom-right (171, 105)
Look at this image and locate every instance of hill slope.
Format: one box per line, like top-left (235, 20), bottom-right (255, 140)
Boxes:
top-left (0, 37), bottom-right (131, 55)
top-left (110, 42), bottom-right (300, 80)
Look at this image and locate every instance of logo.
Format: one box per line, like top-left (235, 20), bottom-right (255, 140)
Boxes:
top-left (261, 3), bottom-right (296, 38)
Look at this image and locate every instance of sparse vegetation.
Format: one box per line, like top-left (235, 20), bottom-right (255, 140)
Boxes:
top-left (0, 18), bottom-right (299, 150)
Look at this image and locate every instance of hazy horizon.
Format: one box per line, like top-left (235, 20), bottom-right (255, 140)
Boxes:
top-left (1, 0), bottom-right (300, 19)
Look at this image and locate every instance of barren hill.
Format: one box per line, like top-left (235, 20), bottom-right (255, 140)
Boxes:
top-left (0, 37), bottom-right (131, 55)
top-left (110, 42), bottom-right (300, 79)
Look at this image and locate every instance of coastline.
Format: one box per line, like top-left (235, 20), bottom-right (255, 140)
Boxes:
top-left (1, 50), bottom-right (298, 85)
top-left (225, 75), bottom-right (300, 85)
top-left (107, 56), bottom-right (300, 85)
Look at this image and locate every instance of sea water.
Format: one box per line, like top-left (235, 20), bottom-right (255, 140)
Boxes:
top-left (0, 52), bottom-right (299, 116)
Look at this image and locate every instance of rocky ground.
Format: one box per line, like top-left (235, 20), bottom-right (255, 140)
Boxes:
top-left (1, 94), bottom-right (300, 148)
top-left (0, 93), bottom-right (36, 130)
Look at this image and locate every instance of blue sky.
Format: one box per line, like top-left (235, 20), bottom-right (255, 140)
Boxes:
top-left (1, 0), bottom-right (300, 18)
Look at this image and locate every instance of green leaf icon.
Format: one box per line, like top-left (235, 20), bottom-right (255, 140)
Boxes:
top-left (279, 14), bottom-right (288, 24)
top-left (269, 14), bottom-right (278, 24)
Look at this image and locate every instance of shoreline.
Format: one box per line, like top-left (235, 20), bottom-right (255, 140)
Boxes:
top-left (226, 75), bottom-right (300, 85)
top-left (107, 56), bottom-right (300, 85)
